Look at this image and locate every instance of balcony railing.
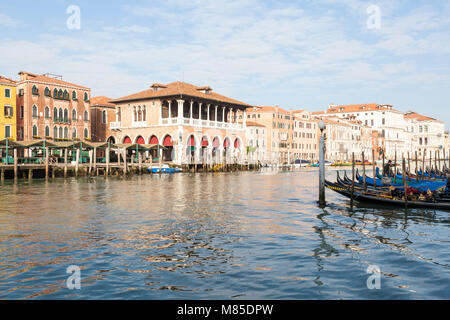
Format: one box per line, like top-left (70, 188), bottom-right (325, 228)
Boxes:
top-left (159, 117), bottom-right (245, 130)
top-left (110, 121), bottom-right (122, 130)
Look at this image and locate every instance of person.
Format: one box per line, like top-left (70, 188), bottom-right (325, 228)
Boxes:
top-left (383, 160), bottom-right (393, 176)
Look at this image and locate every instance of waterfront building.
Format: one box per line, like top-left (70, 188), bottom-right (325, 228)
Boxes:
top-left (316, 104), bottom-right (412, 159)
top-left (0, 76), bottom-right (17, 140)
top-left (245, 121), bottom-right (268, 164)
top-left (404, 111), bottom-right (446, 158)
top-left (291, 110), bottom-right (319, 163)
top-left (16, 71), bottom-right (91, 141)
top-left (90, 96), bottom-right (116, 143)
top-left (246, 106), bottom-right (293, 164)
top-left (108, 81), bottom-right (250, 165)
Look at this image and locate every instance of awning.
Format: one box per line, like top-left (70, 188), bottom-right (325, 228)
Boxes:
top-left (149, 136), bottom-right (159, 145)
top-left (123, 136), bottom-right (132, 144)
top-left (163, 136), bottom-right (173, 147)
top-left (136, 136), bottom-right (145, 145)
top-left (202, 137), bottom-right (209, 147)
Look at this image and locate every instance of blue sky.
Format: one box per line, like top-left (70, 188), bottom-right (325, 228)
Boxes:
top-left (1, 0), bottom-right (449, 127)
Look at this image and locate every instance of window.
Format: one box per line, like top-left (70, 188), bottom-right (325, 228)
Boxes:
top-left (425, 138), bottom-right (428, 145)
top-left (64, 127), bottom-right (68, 139)
top-left (382, 118), bottom-right (385, 125)
top-left (84, 92), bottom-right (89, 102)
top-left (84, 110), bottom-right (89, 121)
top-left (424, 125), bottom-right (428, 133)
top-left (84, 128), bottom-right (89, 139)
top-left (5, 125), bottom-right (11, 138)
top-left (54, 126), bottom-right (58, 138)
top-left (44, 87), bottom-right (51, 97)
top-left (32, 85), bottom-right (39, 96)
top-left (102, 110), bottom-right (107, 124)
top-left (32, 125), bottom-right (38, 137)
top-left (64, 109), bottom-right (68, 122)
top-left (72, 91), bottom-right (77, 100)
top-left (72, 127), bottom-right (77, 139)
top-left (20, 106), bottom-right (24, 118)
top-left (59, 108), bottom-right (63, 121)
top-left (53, 88), bottom-right (58, 98)
top-left (45, 106), bottom-right (50, 119)
top-left (59, 127), bottom-right (63, 138)
top-left (63, 90), bottom-right (69, 100)
top-left (4, 105), bottom-right (13, 117)
top-left (32, 105), bottom-right (38, 118)
top-left (5, 88), bottom-right (11, 98)
top-left (45, 126), bottom-right (50, 137)
top-left (53, 107), bottom-right (58, 121)
top-left (58, 89), bottom-right (63, 99)
top-left (72, 109), bottom-right (77, 120)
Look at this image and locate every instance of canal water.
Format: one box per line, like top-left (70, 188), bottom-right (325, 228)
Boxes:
top-left (0, 169), bottom-right (448, 299)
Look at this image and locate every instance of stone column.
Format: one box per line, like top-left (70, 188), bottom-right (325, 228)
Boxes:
top-left (168, 101), bottom-right (172, 119)
top-left (177, 99), bottom-right (184, 123)
top-left (199, 103), bottom-right (203, 123)
top-left (243, 109), bottom-right (247, 128)
top-left (159, 102), bottom-right (163, 124)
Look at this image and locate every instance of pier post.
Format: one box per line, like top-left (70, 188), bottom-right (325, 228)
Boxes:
top-left (123, 149), bottom-right (127, 176)
top-left (422, 149), bottom-right (426, 178)
top-left (351, 152), bottom-right (355, 208)
top-left (75, 148), bottom-right (80, 177)
top-left (130, 151), bottom-right (134, 174)
top-left (435, 150), bottom-right (438, 175)
top-left (28, 169), bottom-right (33, 180)
top-left (407, 151), bottom-right (411, 176)
top-left (372, 149), bottom-right (376, 188)
top-left (382, 151), bottom-right (385, 176)
top-left (150, 155), bottom-right (153, 177)
top-left (45, 147), bottom-right (49, 179)
top-left (106, 146), bottom-right (110, 176)
top-left (318, 120), bottom-right (326, 206)
top-left (88, 149), bottom-right (93, 176)
top-left (64, 149), bottom-right (68, 178)
top-left (394, 149), bottom-right (397, 177)
top-left (403, 158), bottom-right (408, 209)
top-left (1, 169), bottom-right (4, 182)
top-left (362, 151), bottom-right (366, 190)
top-left (14, 148), bottom-right (18, 181)
top-left (415, 151), bottom-right (418, 180)
top-left (93, 147), bottom-right (97, 175)
top-left (138, 152), bottom-right (142, 175)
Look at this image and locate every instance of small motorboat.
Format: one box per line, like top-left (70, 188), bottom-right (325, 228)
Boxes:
top-left (148, 164), bottom-right (182, 174)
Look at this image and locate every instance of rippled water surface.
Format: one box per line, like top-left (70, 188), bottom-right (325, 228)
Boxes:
top-left (0, 169), bottom-right (449, 299)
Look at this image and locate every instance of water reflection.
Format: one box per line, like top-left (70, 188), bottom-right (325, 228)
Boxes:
top-left (0, 170), bottom-right (448, 299)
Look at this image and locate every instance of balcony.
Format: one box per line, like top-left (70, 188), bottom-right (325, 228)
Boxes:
top-left (110, 121), bottom-right (122, 130)
top-left (132, 121), bottom-right (147, 128)
top-left (159, 117), bottom-right (245, 130)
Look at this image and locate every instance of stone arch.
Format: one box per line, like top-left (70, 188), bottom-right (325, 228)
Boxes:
top-left (122, 136), bottom-right (132, 144)
top-left (135, 135), bottom-right (145, 144)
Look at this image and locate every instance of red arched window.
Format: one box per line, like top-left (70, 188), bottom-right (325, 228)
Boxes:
top-left (163, 135), bottom-right (173, 147)
top-left (224, 138), bottom-right (230, 148)
top-left (123, 136), bottom-right (132, 144)
top-left (234, 139), bottom-right (240, 148)
top-left (188, 135), bottom-right (195, 147)
top-left (136, 136), bottom-right (145, 144)
top-left (213, 137), bottom-right (220, 148)
top-left (149, 136), bottom-right (159, 145)
top-left (202, 137), bottom-right (209, 147)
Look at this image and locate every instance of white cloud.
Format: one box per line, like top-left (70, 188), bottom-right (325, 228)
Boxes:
top-left (0, 12), bottom-right (19, 27)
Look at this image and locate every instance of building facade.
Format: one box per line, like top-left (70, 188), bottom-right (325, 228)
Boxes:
top-left (109, 81), bottom-right (250, 165)
top-left (0, 76), bottom-right (17, 140)
top-left (91, 96), bottom-right (116, 142)
top-left (245, 122), bottom-right (267, 164)
top-left (16, 71), bottom-right (91, 141)
top-left (291, 110), bottom-right (319, 163)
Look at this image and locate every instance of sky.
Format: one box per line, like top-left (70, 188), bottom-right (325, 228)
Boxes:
top-left (1, 0), bottom-right (449, 127)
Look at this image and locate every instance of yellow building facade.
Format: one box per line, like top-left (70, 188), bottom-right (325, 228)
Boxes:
top-left (0, 76), bottom-right (17, 140)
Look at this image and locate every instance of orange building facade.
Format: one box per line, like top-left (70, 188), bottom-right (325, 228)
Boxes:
top-left (16, 71), bottom-right (91, 141)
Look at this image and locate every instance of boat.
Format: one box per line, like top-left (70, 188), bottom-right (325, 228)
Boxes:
top-left (148, 164), bottom-right (182, 174)
top-left (325, 179), bottom-right (450, 210)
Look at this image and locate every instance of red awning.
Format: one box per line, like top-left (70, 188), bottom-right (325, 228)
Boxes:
top-left (213, 138), bottom-right (219, 148)
top-left (188, 136), bottom-right (195, 147)
top-left (136, 136), bottom-right (145, 145)
top-left (202, 137), bottom-right (209, 147)
top-left (123, 136), bottom-right (132, 144)
top-left (224, 138), bottom-right (230, 148)
top-left (234, 139), bottom-right (240, 148)
top-left (163, 135), bottom-right (173, 147)
top-left (149, 136), bottom-right (159, 145)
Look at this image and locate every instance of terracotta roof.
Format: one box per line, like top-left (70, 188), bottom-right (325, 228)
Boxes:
top-left (404, 111), bottom-right (437, 122)
top-left (111, 81), bottom-right (251, 107)
top-left (18, 71), bottom-right (90, 90)
top-left (325, 103), bottom-right (391, 114)
top-left (0, 76), bottom-right (17, 85)
top-left (247, 106), bottom-right (290, 114)
top-left (311, 111), bottom-right (325, 115)
top-left (91, 96), bottom-right (115, 107)
top-left (246, 121), bottom-right (266, 127)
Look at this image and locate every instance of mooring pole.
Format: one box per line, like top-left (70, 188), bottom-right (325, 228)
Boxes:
top-left (382, 150), bottom-right (385, 176)
top-left (372, 148), bottom-right (376, 188)
top-left (318, 121), bottom-right (326, 206)
top-left (415, 151), bottom-right (418, 180)
top-left (403, 158), bottom-right (408, 209)
top-left (362, 151), bottom-right (366, 190)
top-left (351, 152), bottom-right (355, 208)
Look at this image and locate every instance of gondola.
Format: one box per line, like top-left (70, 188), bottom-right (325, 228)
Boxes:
top-left (325, 179), bottom-right (450, 210)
